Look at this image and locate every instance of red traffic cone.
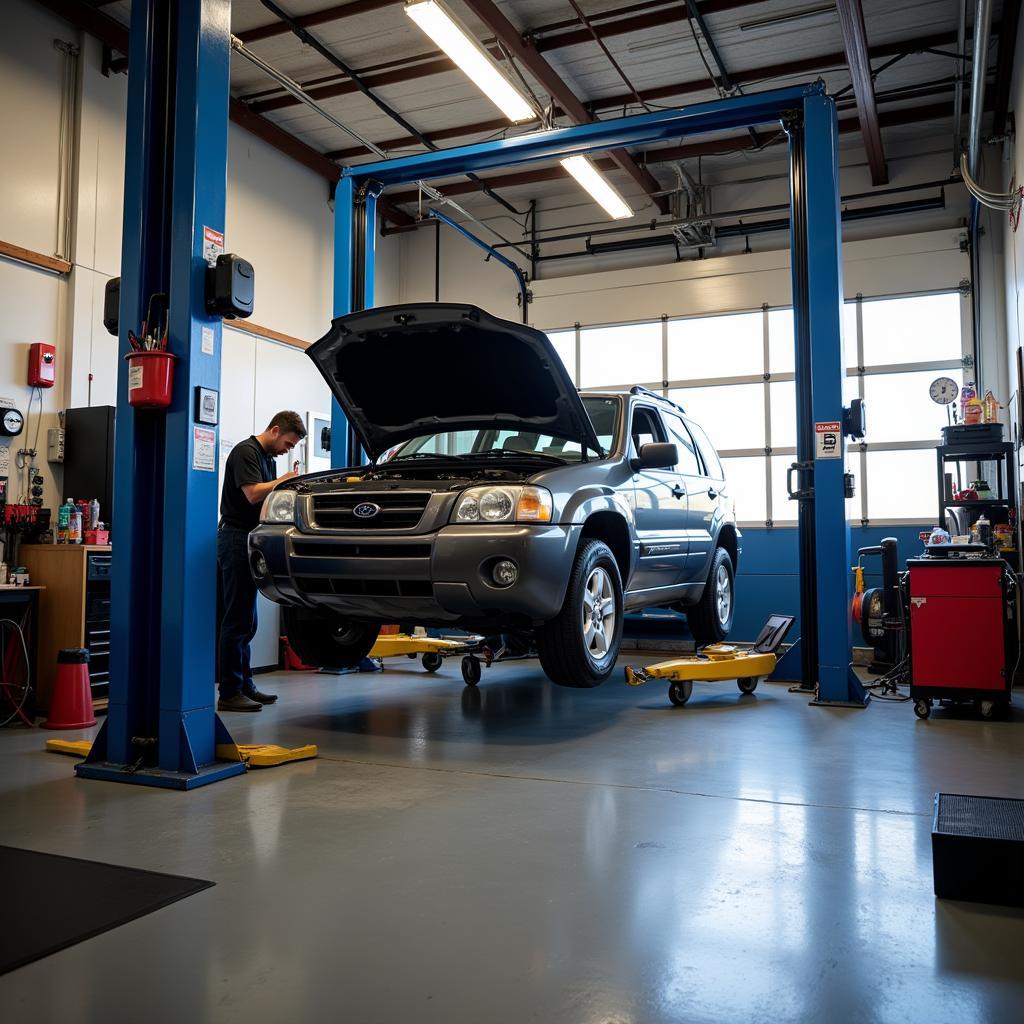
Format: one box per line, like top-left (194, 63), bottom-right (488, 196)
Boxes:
top-left (43, 649), bottom-right (96, 729)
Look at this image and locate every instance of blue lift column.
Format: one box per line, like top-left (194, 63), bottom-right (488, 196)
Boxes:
top-left (786, 93), bottom-right (868, 708)
top-left (78, 0), bottom-right (247, 787)
top-left (330, 176), bottom-right (381, 469)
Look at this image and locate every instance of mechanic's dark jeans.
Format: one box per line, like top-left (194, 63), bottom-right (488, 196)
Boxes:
top-left (217, 527), bottom-right (257, 699)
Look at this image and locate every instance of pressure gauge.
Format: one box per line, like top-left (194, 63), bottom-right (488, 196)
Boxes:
top-left (929, 377), bottom-right (959, 405)
top-left (0, 408), bottom-right (24, 437)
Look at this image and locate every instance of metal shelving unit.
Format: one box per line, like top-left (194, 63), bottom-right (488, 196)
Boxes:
top-left (936, 434), bottom-right (1019, 573)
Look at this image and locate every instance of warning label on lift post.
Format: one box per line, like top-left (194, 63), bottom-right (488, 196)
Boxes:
top-left (815, 421), bottom-right (841, 459)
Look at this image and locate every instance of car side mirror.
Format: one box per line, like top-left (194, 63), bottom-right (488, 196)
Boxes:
top-left (632, 442), bottom-right (678, 471)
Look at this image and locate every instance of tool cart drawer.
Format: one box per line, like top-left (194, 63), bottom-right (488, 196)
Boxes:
top-left (87, 553), bottom-right (112, 582)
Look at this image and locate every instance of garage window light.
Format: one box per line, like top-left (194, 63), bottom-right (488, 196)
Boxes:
top-left (404, 1), bottom-right (535, 123)
top-left (560, 155), bottom-right (634, 220)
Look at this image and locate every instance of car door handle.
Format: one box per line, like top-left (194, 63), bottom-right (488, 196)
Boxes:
top-left (707, 488), bottom-right (718, 499)
top-left (671, 484), bottom-right (686, 499)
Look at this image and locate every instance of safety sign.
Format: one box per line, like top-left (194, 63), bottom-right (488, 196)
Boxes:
top-left (815, 421), bottom-right (841, 459)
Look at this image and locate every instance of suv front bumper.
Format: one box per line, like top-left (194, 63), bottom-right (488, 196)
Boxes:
top-left (249, 522), bottom-right (582, 624)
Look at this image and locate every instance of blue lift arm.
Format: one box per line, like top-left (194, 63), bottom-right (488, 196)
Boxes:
top-left (427, 208), bottom-right (530, 323)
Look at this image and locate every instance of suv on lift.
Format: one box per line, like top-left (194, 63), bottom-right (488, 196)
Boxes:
top-left (250, 303), bottom-right (740, 688)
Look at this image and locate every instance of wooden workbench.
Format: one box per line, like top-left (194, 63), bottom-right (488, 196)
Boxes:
top-left (19, 545), bottom-right (111, 712)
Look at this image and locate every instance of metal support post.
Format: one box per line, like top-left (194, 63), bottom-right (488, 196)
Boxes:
top-left (331, 178), bottom-right (381, 468)
top-left (79, 0), bottom-right (247, 787)
top-left (789, 94), bottom-right (868, 708)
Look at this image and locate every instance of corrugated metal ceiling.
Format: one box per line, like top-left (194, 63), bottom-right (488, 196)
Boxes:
top-left (102, 1), bottom-right (1002, 218)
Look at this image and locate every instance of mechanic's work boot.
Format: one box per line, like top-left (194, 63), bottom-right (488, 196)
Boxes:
top-left (246, 688), bottom-right (278, 705)
top-left (217, 693), bottom-right (263, 712)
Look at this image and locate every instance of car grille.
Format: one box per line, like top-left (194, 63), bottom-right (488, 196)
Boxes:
top-left (296, 578), bottom-right (433, 598)
top-left (291, 540), bottom-right (432, 559)
top-left (310, 491), bottom-right (432, 530)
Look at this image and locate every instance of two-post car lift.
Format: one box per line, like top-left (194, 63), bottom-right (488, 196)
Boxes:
top-left (79, 0), bottom-right (867, 792)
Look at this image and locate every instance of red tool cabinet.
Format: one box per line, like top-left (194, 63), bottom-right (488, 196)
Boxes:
top-left (908, 558), bottom-right (1016, 719)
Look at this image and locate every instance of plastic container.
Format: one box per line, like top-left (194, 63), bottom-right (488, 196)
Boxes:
top-left (125, 350), bottom-right (176, 409)
top-left (57, 499), bottom-right (72, 543)
top-left (69, 510), bottom-right (82, 544)
top-left (83, 529), bottom-right (110, 545)
top-left (89, 497), bottom-right (100, 530)
top-left (43, 648), bottom-right (96, 729)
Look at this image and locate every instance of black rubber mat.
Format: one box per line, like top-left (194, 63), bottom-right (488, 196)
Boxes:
top-left (0, 846), bottom-right (213, 974)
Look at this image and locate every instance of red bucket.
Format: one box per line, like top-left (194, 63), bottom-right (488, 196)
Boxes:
top-left (125, 350), bottom-right (176, 408)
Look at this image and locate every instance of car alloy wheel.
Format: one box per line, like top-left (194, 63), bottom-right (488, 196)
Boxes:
top-left (715, 562), bottom-right (732, 627)
top-left (582, 566), bottom-right (616, 663)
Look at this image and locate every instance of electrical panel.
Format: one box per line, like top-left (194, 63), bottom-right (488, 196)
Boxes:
top-left (48, 427), bottom-right (65, 463)
top-left (28, 342), bottom-right (56, 388)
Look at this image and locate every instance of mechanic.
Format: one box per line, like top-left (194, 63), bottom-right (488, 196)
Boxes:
top-left (217, 411), bottom-right (306, 712)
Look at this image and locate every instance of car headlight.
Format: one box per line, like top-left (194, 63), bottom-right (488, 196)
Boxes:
top-left (260, 489), bottom-right (296, 524)
top-left (453, 485), bottom-right (553, 524)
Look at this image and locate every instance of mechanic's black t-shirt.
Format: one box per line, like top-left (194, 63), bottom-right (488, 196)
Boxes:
top-left (220, 436), bottom-right (276, 530)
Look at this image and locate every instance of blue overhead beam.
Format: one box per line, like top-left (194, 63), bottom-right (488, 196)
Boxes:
top-left (345, 83), bottom-right (824, 186)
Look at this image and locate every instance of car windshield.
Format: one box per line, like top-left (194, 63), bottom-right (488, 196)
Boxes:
top-left (386, 395), bottom-right (620, 463)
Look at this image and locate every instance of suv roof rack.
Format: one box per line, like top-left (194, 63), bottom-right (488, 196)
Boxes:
top-left (628, 385), bottom-right (686, 415)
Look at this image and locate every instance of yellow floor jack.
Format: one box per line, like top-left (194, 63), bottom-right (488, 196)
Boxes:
top-left (624, 614), bottom-right (795, 706)
top-left (368, 633), bottom-right (482, 676)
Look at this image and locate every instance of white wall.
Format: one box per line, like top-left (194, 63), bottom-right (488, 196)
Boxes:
top-left (1003, 5), bottom-right (1024, 465)
top-left (0, 0), bottom-right (335, 526)
top-left (0, 0), bottom-right (78, 510)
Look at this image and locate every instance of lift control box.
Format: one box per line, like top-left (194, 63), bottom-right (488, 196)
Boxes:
top-left (28, 342), bottom-right (56, 388)
top-left (206, 253), bottom-right (254, 319)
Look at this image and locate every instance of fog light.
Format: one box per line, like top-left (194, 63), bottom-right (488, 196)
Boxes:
top-left (251, 551), bottom-right (269, 579)
top-left (492, 559), bottom-right (518, 587)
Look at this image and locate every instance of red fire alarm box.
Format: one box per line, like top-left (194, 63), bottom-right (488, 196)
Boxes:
top-left (28, 342), bottom-right (56, 388)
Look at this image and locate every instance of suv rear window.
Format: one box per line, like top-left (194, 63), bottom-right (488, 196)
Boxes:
top-left (686, 420), bottom-right (724, 479)
top-left (664, 414), bottom-right (703, 476)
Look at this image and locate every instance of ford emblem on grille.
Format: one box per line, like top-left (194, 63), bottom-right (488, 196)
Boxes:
top-left (353, 502), bottom-right (381, 519)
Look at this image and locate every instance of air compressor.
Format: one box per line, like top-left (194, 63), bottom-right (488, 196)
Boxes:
top-left (852, 537), bottom-right (903, 674)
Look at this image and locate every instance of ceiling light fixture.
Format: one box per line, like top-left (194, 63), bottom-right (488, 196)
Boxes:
top-left (560, 156), bottom-right (634, 220)
top-left (404, 0), bottom-right (535, 123)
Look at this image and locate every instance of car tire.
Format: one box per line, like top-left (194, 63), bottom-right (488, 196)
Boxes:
top-left (282, 606), bottom-right (380, 670)
top-left (686, 547), bottom-right (735, 648)
top-left (536, 538), bottom-right (623, 688)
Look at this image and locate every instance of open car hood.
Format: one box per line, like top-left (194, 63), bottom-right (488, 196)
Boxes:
top-left (306, 303), bottom-right (602, 460)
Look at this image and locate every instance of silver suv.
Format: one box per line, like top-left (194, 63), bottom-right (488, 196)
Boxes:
top-left (250, 303), bottom-right (740, 688)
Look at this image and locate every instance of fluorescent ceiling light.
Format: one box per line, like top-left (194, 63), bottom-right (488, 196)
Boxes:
top-left (405, 0), bottom-right (535, 123)
top-left (560, 156), bottom-right (634, 220)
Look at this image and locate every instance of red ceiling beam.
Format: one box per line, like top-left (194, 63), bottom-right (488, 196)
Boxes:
top-left (589, 27), bottom-right (964, 112)
top-left (237, 0), bottom-right (395, 44)
top-left (384, 97), bottom-right (960, 207)
top-left (249, 0), bottom-right (767, 114)
top-left (459, 0), bottom-right (669, 214)
top-left (323, 28), bottom-right (966, 163)
top-left (533, 0), bottom-right (757, 53)
top-left (325, 117), bottom-right (515, 160)
top-left (836, 0), bottom-right (887, 185)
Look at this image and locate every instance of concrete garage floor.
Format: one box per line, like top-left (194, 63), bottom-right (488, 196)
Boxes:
top-left (2, 659), bottom-right (1024, 1023)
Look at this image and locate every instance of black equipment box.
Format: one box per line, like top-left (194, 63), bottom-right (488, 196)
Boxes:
top-left (940, 422), bottom-right (1004, 446)
top-left (932, 793), bottom-right (1024, 906)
